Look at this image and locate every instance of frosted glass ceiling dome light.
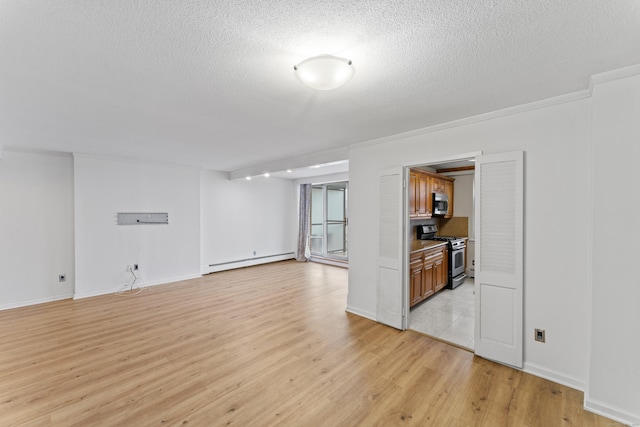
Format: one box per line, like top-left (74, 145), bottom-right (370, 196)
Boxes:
top-left (294, 55), bottom-right (354, 91)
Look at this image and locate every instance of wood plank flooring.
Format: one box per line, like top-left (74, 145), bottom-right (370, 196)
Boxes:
top-left (0, 261), bottom-right (621, 426)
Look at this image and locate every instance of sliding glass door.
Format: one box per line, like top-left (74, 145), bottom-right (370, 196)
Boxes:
top-left (310, 182), bottom-right (348, 261)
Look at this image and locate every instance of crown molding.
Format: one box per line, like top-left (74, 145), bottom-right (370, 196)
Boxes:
top-left (347, 63), bottom-right (640, 153)
top-left (350, 89), bottom-right (591, 152)
top-left (72, 152), bottom-right (202, 171)
top-left (0, 146), bottom-right (74, 159)
top-left (588, 63), bottom-right (640, 91)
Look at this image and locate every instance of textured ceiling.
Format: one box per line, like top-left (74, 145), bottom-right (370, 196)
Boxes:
top-left (1, 1), bottom-right (639, 174)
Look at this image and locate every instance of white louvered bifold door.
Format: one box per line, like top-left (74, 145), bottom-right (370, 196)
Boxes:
top-left (376, 167), bottom-right (406, 330)
top-left (474, 151), bottom-right (524, 368)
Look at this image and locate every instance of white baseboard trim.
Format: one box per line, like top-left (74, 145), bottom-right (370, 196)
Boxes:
top-left (345, 305), bottom-right (376, 322)
top-left (139, 274), bottom-right (202, 288)
top-left (522, 362), bottom-right (586, 392)
top-left (204, 253), bottom-right (295, 274)
top-left (523, 363), bottom-right (640, 426)
top-left (73, 287), bottom-right (117, 300)
top-left (0, 293), bottom-right (73, 311)
top-left (73, 273), bottom-right (202, 300)
top-left (584, 395), bottom-right (640, 426)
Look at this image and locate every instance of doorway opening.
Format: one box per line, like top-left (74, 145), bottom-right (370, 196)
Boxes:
top-left (310, 181), bottom-right (348, 264)
top-left (406, 158), bottom-right (475, 350)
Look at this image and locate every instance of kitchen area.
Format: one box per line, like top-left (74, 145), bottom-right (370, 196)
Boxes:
top-left (407, 161), bottom-right (476, 350)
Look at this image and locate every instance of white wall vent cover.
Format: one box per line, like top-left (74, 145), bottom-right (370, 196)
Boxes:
top-left (117, 213), bottom-right (168, 225)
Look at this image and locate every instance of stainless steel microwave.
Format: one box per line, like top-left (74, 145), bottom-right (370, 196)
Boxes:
top-left (432, 193), bottom-right (449, 216)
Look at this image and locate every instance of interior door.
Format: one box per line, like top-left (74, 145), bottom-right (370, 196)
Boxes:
top-left (474, 151), bottom-right (524, 368)
top-left (310, 182), bottom-right (348, 260)
top-left (326, 183), bottom-right (348, 258)
top-left (376, 167), bottom-right (406, 329)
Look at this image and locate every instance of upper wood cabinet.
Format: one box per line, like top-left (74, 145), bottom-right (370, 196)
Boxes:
top-left (417, 173), bottom-right (430, 217)
top-left (409, 168), bottom-right (454, 219)
top-left (409, 172), bottom-right (417, 217)
top-left (444, 180), bottom-right (454, 219)
top-left (409, 170), bottom-right (431, 218)
top-left (431, 176), bottom-right (445, 193)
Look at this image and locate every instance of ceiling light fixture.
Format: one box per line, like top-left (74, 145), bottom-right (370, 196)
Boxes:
top-left (294, 55), bottom-right (354, 91)
top-left (264, 173), bottom-right (270, 178)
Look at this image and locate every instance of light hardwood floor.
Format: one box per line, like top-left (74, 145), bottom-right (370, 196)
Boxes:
top-left (0, 261), bottom-right (621, 426)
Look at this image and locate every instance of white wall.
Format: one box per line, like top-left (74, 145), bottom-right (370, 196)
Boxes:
top-left (448, 172), bottom-right (475, 274)
top-left (74, 155), bottom-right (201, 298)
top-left (0, 150), bottom-right (75, 309)
top-left (200, 171), bottom-right (296, 272)
top-left (347, 70), bottom-right (640, 424)
top-left (586, 73), bottom-right (640, 424)
top-left (348, 98), bottom-right (593, 390)
top-left (448, 172), bottom-right (474, 237)
top-left (1, 153), bottom-right (297, 304)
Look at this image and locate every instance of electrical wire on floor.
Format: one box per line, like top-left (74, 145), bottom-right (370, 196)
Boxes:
top-left (115, 266), bottom-right (145, 296)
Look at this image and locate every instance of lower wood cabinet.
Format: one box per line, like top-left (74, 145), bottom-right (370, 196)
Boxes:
top-left (410, 245), bottom-right (448, 308)
top-left (410, 253), bottom-right (424, 307)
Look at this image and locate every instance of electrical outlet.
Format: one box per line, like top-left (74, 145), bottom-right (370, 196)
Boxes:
top-left (58, 274), bottom-right (66, 282)
top-left (535, 328), bottom-right (546, 343)
top-left (253, 250), bottom-right (257, 256)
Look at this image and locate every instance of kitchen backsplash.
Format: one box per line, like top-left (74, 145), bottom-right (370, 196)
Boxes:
top-left (437, 217), bottom-right (469, 237)
top-left (410, 216), bottom-right (469, 241)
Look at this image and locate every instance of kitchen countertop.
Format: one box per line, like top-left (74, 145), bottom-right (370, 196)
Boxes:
top-left (410, 240), bottom-right (448, 253)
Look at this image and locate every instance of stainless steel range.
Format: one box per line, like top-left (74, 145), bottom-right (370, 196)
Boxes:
top-left (416, 225), bottom-right (467, 289)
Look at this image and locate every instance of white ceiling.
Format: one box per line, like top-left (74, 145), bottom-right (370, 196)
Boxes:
top-left (1, 1), bottom-right (640, 177)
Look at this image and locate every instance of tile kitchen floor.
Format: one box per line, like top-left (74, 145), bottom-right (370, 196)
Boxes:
top-left (409, 278), bottom-right (475, 350)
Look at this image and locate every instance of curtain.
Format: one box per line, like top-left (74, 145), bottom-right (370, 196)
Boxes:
top-left (296, 183), bottom-right (311, 262)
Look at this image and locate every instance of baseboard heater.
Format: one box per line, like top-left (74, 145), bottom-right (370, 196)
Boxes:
top-left (207, 252), bottom-right (295, 273)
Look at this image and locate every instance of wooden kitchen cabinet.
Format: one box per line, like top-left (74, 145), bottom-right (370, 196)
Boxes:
top-left (409, 170), bottom-right (430, 218)
top-left (409, 172), bottom-right (417, 217)
top-left (417, 173), bottom-right (430, 217)
top-left (431, 177), bottom-right (445, 193)
top-left (444, 180), bottom-right (454, 219)
top-left (409, 244), bottom-right (448, 308)
top-left (409, 168), bottom-right (454, 219)
top-left (425, 245), bottom-right (447, 295)
top-left (433, 246), bottom-right (448, 293)
top-left (422, 260), bottom-right (435, 300)
top-left (410, 252), bottom-right (424, 306)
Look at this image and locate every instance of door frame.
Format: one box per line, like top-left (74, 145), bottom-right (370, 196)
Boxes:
top-left (402, 151), bottom-right (483, 331)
